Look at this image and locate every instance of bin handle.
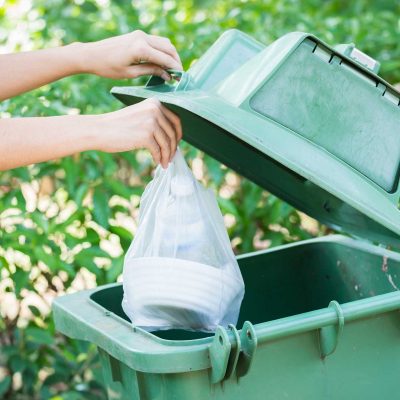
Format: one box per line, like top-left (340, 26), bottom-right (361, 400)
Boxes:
top-left (146, 69), bottom-right (192, 91)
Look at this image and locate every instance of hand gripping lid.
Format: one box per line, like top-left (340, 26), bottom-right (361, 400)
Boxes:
top-left (112, 29), bottom-right (400, 247)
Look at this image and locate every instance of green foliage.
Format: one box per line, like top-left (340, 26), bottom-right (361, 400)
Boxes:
top-left (0, 0), bottom-right (398, 398)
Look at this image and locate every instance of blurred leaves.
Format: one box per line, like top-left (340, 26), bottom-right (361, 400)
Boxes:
top-left (92, 187), bottom-right (110, 229)
top-left (0, 0), bottom-right (399, 398)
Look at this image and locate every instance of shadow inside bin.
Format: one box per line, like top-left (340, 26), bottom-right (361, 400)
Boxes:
top-left (90, 285), bottom-right (212, 340)
top-left (90, 238), bottom-right (400, 341)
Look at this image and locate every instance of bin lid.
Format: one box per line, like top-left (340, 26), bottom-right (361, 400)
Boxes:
top-left (111, 29), bottom-right (400, 247)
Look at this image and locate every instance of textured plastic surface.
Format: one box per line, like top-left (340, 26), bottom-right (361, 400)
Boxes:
top-left (111, 29), bottom-right (400, 247)
top-left (122, 150), bottom-right (244, 331)
top-left (250, 39), bottom-right (400, 192)
top-left (53, 235), bottom-right (400, 399)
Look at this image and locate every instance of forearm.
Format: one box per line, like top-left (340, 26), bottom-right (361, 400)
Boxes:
top-left (0, 115), bottom-right (100, 170)
top-left (0, 44), bottom-right (86, 101)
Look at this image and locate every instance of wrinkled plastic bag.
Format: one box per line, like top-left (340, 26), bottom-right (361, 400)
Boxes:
top-left (122, 149), bottom-right (244, 332)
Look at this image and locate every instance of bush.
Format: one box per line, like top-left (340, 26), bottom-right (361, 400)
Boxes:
top-left (0, 1), bottom-right (399, 398)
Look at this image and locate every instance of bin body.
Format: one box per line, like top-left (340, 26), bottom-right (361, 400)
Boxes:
top-left (54, 29), bottom-right (400, 399)
top-left (53, 236), bottom-right (400, 400)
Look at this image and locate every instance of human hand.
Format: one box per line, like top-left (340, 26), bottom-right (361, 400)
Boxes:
top-left (76, 30), bottom-right (182, 81)
top-left (93, 98), bottom-right (182, 168)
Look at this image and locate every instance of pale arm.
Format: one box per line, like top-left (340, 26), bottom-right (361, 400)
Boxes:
top-left (0, 45), bottom-right (84, 101)
top-left (0, 114), bottom-right (98, 169)
top-left (0, 98), bottom-right (182, 171)
top-left (0, 31), bottom-right (183, 168)
top-left (0, 31), bottom-right (182, 101)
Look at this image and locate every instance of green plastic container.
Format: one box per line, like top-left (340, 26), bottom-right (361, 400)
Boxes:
top-left (53, 30), bottom-right (400, 399)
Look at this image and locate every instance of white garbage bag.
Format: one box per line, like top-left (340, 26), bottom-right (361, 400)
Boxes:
top-left (122, 149), bottom-right (245, 332)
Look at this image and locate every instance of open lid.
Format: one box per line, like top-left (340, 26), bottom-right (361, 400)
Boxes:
top-left (112, 29), bottom-right (400, 247)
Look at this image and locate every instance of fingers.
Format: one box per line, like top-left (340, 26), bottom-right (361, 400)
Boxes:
top-left (136, 45), bottom-right (182, 71)
top-left (156, 110), bottom-right (177, 160)
top-left (160, 104), bottom-right (183, 142)
top-left (153, 126), bottom-right (171, 168)
top-left (142, 98), bottom-right (182, 167)
top-left (125, 63), bottom-right (171, 80)
top-left (147, 137), bottom-right (161, 165)
top-left (148, 35), bottom-right (183, 70)
top-left (156, 103), bottom-right (183, 165)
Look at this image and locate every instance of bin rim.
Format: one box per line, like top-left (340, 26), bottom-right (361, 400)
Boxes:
top-left (53, 235), bottom-right (400, 374)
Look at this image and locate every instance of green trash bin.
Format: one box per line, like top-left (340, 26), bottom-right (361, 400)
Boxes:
top-left (53, 30), bottom-right (400, 399)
